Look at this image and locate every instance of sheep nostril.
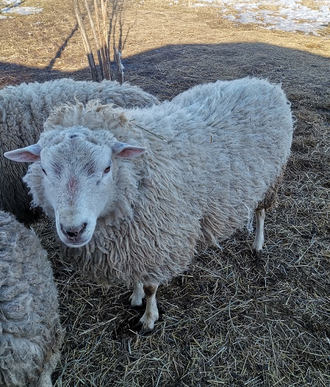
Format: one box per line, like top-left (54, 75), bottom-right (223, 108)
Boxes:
top-left (66, 230), bottom-right (77, 238)
top-left (61, 223), bottom-right (87, 240)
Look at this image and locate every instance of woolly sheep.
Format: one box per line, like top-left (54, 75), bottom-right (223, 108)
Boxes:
top-left (0, 78), bottom-right (159, 224)
top-left (0, 210), bottom-right (63, 386)
top-left (4, 77), bottom-right (294, 331)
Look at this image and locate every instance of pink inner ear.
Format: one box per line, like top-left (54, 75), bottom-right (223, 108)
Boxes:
top-left (4, 143), bottom-right (41, 163)
top-left (116, 147), bottom-right (145, 158)
top-left (4, 149), bottom-right (40, 163)
top-left (20, 152), bottom-right (40, 162)
top-left (119, 148), bottom-right (142, 158)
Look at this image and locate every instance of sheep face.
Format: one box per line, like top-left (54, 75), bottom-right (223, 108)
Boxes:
top-left (4, 127), bottom-right (145, 248)
top-left (42, 129), bottom-right (116, 247)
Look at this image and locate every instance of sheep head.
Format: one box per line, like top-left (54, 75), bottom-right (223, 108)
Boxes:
top-left (4, 126), bottom-right (145, 248)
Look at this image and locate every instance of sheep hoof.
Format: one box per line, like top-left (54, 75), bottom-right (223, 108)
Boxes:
top-left (252, 247), bottom-right (263, 258)
top-left (136, 311), bottom-right (159, 333)
top-left (132, 319), bottom-right (152, 334)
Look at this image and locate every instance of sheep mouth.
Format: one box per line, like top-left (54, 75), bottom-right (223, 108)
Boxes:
top-left (58, 222), bottom-right (92, 248)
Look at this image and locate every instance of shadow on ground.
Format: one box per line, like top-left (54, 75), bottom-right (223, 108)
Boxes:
top-left (1, 42), bottom-right (329, 103)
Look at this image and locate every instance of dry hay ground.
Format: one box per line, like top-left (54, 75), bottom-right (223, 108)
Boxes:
top-left (0, 0), bottom-right (330, 386)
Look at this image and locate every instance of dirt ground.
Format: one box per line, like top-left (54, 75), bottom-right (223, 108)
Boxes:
top-left (0, 0), bottom-right (329, 386)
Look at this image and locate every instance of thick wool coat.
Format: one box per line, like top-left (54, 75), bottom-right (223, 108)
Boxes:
top-left (0, 211), bottom-right (63, 387)
top-left (24, 77), bottom-right (293, 286)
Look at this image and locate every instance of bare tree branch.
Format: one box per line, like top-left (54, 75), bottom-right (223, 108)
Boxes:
top-left (74, 0), bottom-right (130, 83)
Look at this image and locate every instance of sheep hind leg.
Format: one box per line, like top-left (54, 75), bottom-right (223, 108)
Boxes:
top-left (138, 283), bottom-right (159, 332)
top-left (252, 208), bottom-right (265, 255)
top-left (252, 171), bottom-right (283, 255)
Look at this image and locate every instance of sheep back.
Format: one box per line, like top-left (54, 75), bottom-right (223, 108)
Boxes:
top-left (124, 77), bottom-right (294, 250)
top-left (0, 210), bottom-right (63, 387)
top-left (0, 79), bottom-right (159, 224)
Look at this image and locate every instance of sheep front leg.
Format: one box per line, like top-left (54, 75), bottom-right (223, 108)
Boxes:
top-left (130, 282), bottom-right (145, 307)
top-left (252, 208), bottom-right (265, 254)
top-left (139, 283), bottom-right (159, 332)
top-left (130, 283), bottom-right (159, 331)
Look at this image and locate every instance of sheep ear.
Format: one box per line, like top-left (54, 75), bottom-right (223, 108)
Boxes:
top-left (4, 144), bottom-right (41, 162)
top-left (112, 142), bottom-right (146, 158)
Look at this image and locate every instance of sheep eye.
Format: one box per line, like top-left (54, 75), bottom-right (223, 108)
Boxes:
top-left (41, 168), bottom-right (47, 175)
top-left (104, 166), bottom-right (111, 174)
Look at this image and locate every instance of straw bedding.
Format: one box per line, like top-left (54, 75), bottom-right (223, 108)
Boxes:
top-left (2, 8), bottom-right (329, 383)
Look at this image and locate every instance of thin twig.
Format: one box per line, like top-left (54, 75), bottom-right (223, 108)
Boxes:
top-left (73, 0), bottom-right (99, 81)
top-left (84, 0), bottom-right (103, 79)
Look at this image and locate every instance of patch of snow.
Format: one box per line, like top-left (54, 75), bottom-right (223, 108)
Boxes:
top-left (2, 6), bottom-right (42, 15)
top-left (186, 0), bottom-right (330, 35)
top-left (0, 0), bottom-right (43, 18)
top-left (1, 0), bottom-right (21, 4)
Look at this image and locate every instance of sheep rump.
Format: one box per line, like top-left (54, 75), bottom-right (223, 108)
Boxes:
top-left (20, 77), bottom-right (293, 286)
top-left (0, 210), bottom-right (63, 387)
top-left (0, 78), bottom-right (159, 223)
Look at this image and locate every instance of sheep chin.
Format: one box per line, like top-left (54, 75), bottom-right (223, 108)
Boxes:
top-left (59, 236), bottom-right (91, 249)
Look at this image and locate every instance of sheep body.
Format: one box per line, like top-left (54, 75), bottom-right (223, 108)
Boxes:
top-left (5, 77), bottom-right (293, 330)
top-left (0, 210), bottom-right (63, 386)
top-left (0, 78), bottom-right (159, 223)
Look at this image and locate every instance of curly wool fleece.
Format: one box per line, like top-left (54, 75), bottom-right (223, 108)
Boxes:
top-left (0, 210), bottom-right (63, 387)
top-left (24, 77), bottom-right (293, 286)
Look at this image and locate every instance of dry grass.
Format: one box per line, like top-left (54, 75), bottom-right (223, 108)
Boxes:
top-left (0, 0), bottom-right (330, 386)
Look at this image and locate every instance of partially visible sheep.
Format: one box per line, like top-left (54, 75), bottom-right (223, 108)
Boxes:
top-left (5, 77), bottom-right (294, 331)
top-left (0, 210), bottom-right (63, 386)
top-left (0, 78), bottom-right (159, 223)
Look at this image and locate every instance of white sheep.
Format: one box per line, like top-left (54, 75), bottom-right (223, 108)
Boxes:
top-left (0, 210), bottom-right (63, 386)
top-left (4, 77), bottom-right (294, 332)
top-left (0, 78), bottom-right (159, 224)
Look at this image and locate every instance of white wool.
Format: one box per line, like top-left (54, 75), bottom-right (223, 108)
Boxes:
top-left (0, 210), bottom-right (63, 387)
top-left (23, 77), bottom-right (293, 287)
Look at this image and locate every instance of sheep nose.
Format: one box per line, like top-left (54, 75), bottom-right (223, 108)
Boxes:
top-left (61, 223), bottom-right (87, 241)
